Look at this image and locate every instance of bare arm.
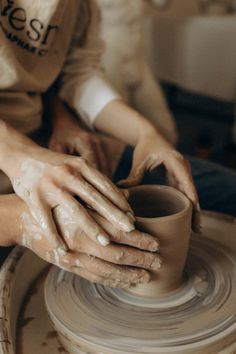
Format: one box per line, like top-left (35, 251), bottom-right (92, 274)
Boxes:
top-left (95, 100), bottom-right (171, 148)
top-left (95, 100), bottom-right (200, 232)
top-left (0, 120), bottom-right (135, 246)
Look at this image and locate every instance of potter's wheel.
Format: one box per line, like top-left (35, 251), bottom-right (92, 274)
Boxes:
top-left (45, 235), bottom-right (236, 354)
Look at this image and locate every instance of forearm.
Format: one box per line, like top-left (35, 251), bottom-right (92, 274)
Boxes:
top-left (0, 120), bottom-right (39, 176)
top-left (0, 120), bottom-right (23, 173)
top-left (0, 194), bottom-right (25, 246)
top-left (94, 100), bottom-right (173, 148)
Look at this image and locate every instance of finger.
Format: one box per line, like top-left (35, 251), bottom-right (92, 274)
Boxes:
top-left (166, 164), bottom-right (201, 233)
top-left (120, 188), bottom-right (129, 199)
top-left (47, 250), bottom-right (131, 288)
top-left (29, 197), bottom-right (67, 252)
top-left (167, 168), bottom-right (198, 210)
top-left (83, 241), bottom-right (162, 270)
top-left (166, 172), bottom-right (179, 190)
top-left (61, 170), bottom-right (135, 232)
top-left (71, 253), bottom-right (151, 288)
top-left (73, 266), bottom-right (139, 288)
top-left (117, 159), bottom-right (149, 187)
top-left (89, 210), bottom-right (160, 252)
top-left (73, 267), bottom-right (111, 286)
top-left (72, 178), bottom-right (135, 232)
top-left (75, 141), bottom-right (99, 170)
top-left (192, 202), bottom-right (202, 234)
top-left (67, 213), bottom-right (162, 270)
top-left (67, 157), bottom-right (134, 215)
top-left (56, 251), bottom-right (108, 283)
top-left (53, 193), bottom-right (111, 247)
top-left (59, 222), bottom-right (161, 270)
top-left (177, 172), bottom-right (198, 210)
top-left (164, 157), bottom-right (198, 205)
top-left (91, 138), bottom-right (112, 177)
top-left (60, 251), bottom-right (151, 288)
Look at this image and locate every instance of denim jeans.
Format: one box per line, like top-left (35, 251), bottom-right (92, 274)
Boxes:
top-left (114, 147), bottom-right (236, 216)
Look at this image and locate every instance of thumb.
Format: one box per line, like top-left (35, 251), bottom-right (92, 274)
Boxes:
top-left (117, 160), bottom-right (147, 187)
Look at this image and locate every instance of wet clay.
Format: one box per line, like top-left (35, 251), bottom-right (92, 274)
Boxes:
top-left (127, 185), bottom-right (192, 297)
top-left (45, 186), bottom-right (236, 354)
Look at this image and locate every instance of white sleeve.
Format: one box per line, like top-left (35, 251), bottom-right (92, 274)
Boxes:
top-left (58, 0), bottom-right (119, 127)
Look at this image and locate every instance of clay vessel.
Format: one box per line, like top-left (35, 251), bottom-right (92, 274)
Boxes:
top-left (44, 208), bottom-right (236, 354)
top-left (127, 185), bottom-right (192, 298)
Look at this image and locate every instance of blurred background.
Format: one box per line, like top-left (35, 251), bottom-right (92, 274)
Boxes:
top-left (98, 0), bottom-right (236, 170)
top-left (146, 0), bottom-right (236, 168)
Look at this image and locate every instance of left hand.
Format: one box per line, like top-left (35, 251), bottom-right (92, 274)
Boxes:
top-left (49, 107), bottom-right (111, 177)
top-left (118, 133), bottom-right (200, 232)
top-left (18, 201), bottom-right (160, 288)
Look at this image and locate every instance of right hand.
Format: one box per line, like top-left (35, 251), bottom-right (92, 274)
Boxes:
top-left (49, 109), bottom-right (111, 177)
top-left (0, 123), bottom-right (135, 252)
top-left (18, 198), bottom-right (161, 288)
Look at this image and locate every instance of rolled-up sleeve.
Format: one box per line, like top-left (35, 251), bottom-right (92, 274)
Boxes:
top-left (58, 0), bottom-right (119, 127)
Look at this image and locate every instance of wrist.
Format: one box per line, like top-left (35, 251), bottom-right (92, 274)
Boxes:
top-left (95, 100), bottom-right (174, 148)
top-left (0, 121), bottom-right (38, 176)
top-left (136, 117), bottom-right (173, 150)
top-left (136, 118), bottom-right (156, 139)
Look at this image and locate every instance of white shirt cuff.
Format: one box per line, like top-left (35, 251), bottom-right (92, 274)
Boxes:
top-left (76, 76), bottom-right (120, 126)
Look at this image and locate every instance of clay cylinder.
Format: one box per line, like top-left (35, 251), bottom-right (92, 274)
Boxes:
top-left (127, 185), bottom-right (192, 298)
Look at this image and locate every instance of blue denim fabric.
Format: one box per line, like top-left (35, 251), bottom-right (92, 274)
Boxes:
top-left (114, 146), bottom-right (236, 216)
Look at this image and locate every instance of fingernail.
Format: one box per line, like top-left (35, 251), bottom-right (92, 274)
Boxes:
top-left (97, 234), bottom-right (110, 246)
top-left (149, 241), bottom-right (160, 252)
top-left (123, 222), bottom-right (135, 233)
top-left (142, 234), bottom-right (160, 251)
top-left (126, 211), bottom-right (136, 223)
top-left (150, 257), bottom-right (162, 270)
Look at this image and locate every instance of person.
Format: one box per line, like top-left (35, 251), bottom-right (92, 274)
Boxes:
top-left (49, 95), bottom-right (236, 220)
top-left (0, 0), bottom-right (234, 288)
top-left (95, 0), bottom-right (178, 145)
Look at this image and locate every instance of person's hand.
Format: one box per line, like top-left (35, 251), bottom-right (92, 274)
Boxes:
top-left (49, 97), bottom-right (111, 176)
top-left (118, 132), bottom-right (200, 232)
top-left (0, 123), bottom-right (136, 253)
top-left (16, 197), bottom-right (161, 288)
